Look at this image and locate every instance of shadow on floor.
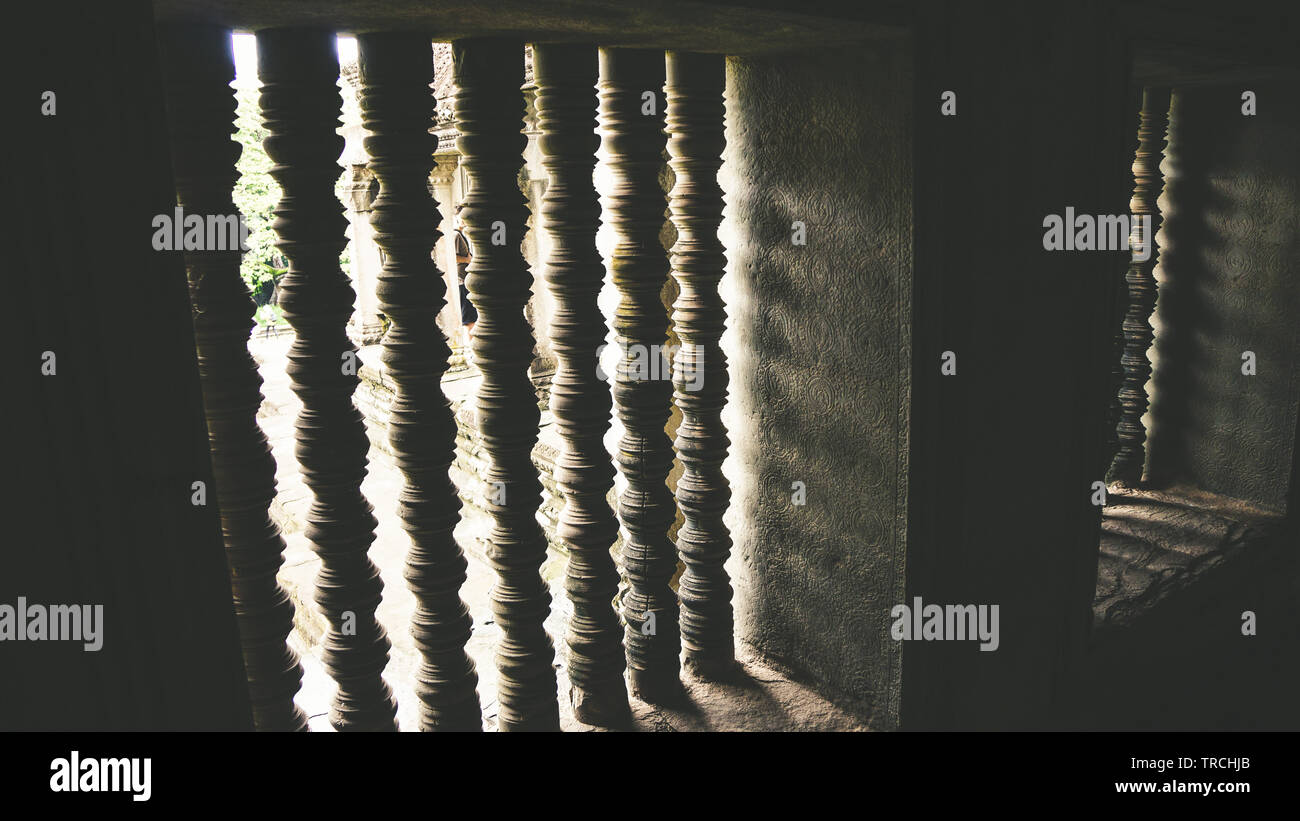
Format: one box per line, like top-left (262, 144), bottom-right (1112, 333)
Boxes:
top-left (1059, 486), bottom-right (1299, 729)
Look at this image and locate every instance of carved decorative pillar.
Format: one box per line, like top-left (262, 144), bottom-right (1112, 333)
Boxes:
top-left (520, 78), bottom-right (559, 397)
top-left (665, 52), bottom-right (734, 679)
top-left (340, 166), bottom-right (387, 346)
top-left (454, 38), bottom-right (560, 731)
top-left (1109, 86), bottom-right (1171, 486)
top-left (157, 23), bottom-right (307, 733)
top-left (356, 32), bottom-right (483, 732)
top-left (1105, 340), bottom-right (1123, 473)
top-left (1106, 270), bottom-right (1125, 472)
top-left (257, 28), bottom-right (397, 731)
top-left (533, 44), bottom-right (628, 726)
top-left (429, 153), bottom-right (464, 345)
top-left (599, 48), bottom-right (681, 703)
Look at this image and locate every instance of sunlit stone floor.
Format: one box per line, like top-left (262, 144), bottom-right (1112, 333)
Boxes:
top-left (252, 331), bottom-right (868, 731)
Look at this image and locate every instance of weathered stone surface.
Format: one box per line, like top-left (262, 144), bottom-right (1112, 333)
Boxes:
top-left (1109, 86), bottom-right (1170, 485)
top-left (600, 47), bottom-right (683, 705)
top-left (567, 653), bottom-right (870, 732)
top-left (257, 335), bottom-right (867, 731)
top-left (723, 42), bottom-right (911, 730)
top-left (667, 51), bottom-right (735, 681)
top-left (534, 43), bottom-right (629, 726)
top-left (153, 0), bottom-right (897, 56)
top-left (258, 26), bottom-right (395, 732)
top-left (1092, 485), bottom-right (1283, 633)
top-left (456, 37), bottom-right (561, 731)
top-left (160, 22), bottom-right (308, 733)
top-left (1146, 82), bottom-right (1300, 512)
top-left (358, 31), bottom-right (481, 732)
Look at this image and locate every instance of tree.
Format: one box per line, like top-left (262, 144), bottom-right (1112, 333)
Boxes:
top-left (231, 76), bottom-right (352, 327)
top-left (232, 77), bottom-right (283, 312)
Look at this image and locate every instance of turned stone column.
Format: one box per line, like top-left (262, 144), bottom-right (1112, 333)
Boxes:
top-left (455, 37), bottom-right (560, 731)
top-left (521, 80), bottom-right (558, 399)
top-left (357, 31), bottom-right (483, 732)
top-left (340, 165), bottom-right (387, 346)
top-left (258, 27), bottom-right (397, 731)
top-left (666, 51), bottom-right (734, 680)
top-left (1109, 86), bottom-right (1171, 486)
top-left (599, 47), bottom-right (681, 704)
top-left (157, 22), bottom-right (308, 733)
top-left (534, 43), bottom-right (628, 726)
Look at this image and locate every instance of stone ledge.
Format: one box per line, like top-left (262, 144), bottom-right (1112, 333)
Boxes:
top-left (1092, 484), bottom-right (1285, 636)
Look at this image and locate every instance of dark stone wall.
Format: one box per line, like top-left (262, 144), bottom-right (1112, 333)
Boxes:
top-left (1146, 82), bottom-right (1300, 513)
top-left (903, 0), bottom-right (1131, 730)
top-left (9, 0), bottom-right (1295, 733)
top-left (723, 41), bottom-right (913, 729)
top-left (723, 2), bottom-right (1139, 731)
top-left (2, 0), bottom-right (252, 730)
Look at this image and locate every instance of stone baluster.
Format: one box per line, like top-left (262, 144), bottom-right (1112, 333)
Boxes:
top-left (1109, 86), bottom-right (1171, 486)
top-left (454, 38), bottom-right (560, 731)
top-left (665, 51), bottom-right (734, 680)
top-left (257, 28), bottom-right (397, 731)
top-left (355, 32), bottom-right (484, 732)
top-left (157, 23), bottom-right (308, 733)
top-left (339, 165), bottom-right (387, 347)
top-left (599, 48), bottom-right (681, 703)
top-left (533, 44), bottom-right (629, 726)
top-left (428, 154), bottom-right (465, 344)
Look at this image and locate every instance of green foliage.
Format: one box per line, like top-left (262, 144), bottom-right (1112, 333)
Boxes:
top-left (254, 303), bottom-right (287, 328)
top-left (232, 78), bottom-right (283, 305)
top-left (233, 78), bottom-right (355, 308)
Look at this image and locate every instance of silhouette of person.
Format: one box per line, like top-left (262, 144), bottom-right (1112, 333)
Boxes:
top-left (454, 205), bottom-right (476, 341)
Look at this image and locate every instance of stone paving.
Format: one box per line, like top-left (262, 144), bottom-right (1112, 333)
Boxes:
top-left (1094, 484), bottom-right (1283, 634)
top-left (249, 329), bottom-right (868, 731)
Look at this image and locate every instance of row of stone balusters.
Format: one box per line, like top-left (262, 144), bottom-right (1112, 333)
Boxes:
top-left (158, 24), bottom-right (733, 731)
top-left (1107, 87), bottom-right (1171, 486)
